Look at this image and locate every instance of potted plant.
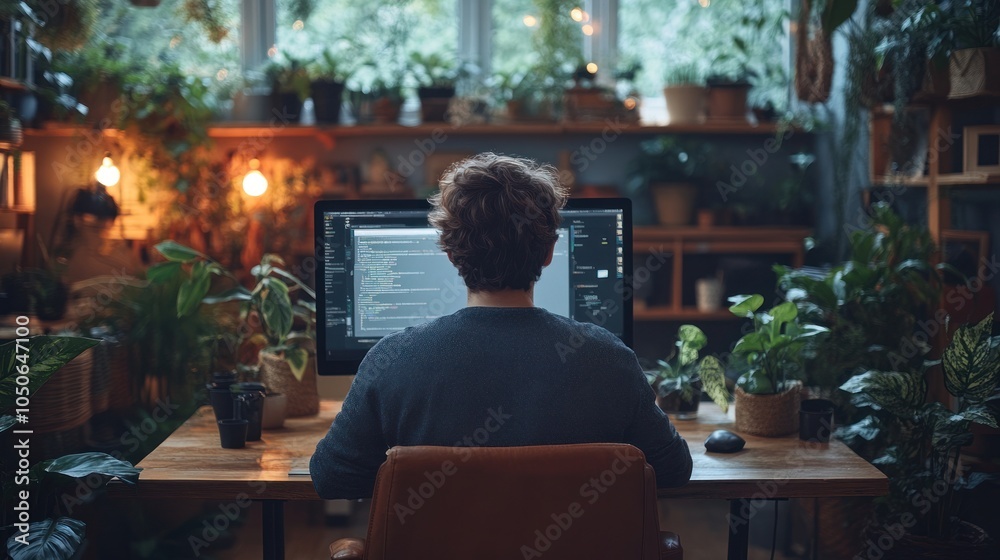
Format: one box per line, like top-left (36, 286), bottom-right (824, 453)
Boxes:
top-left (54, 41), bottom-right (136, 126)
top-left (309, 49), bottom-right (349, 125)
top-left (662, 63), bottom-right (706, 124)
top-left (152, 241), bottom-right (320, 417)
top-left (626, 136), bottom-right (712, 226)
top-left (0, 100), bottom-right (23, 149)
top-left (648, 324), bottom-right (729, 420)
top-left (264, 54), bottom-right (310, 124)
top-left (839, 314), bottom-right (1000, 558)
top-left (947, 0), bottom-right (1000, 98)
top-left (874, 0), bottom-right (956, 109)
top-left (1, 335), bottom-right (141, 560)
top-left (728, 294), bottom-right (828, 436)
top-left (705, 68), bottom-right (752, 121)
top-left (492, 70), bottom-right (546, 122)
top-left (368, 78), bottom-right (404, 125)
top-left (409, 51), bottom-right (465, 122)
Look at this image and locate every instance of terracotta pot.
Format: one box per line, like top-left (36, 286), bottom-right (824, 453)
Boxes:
top-left (949, 48), bottom-right (1000, 99)
top-left (418, 86), bottom-right (455, 122)
top-left (706, 83), bottom-right (750, 121)
top-left (258, 350), bottom-right (319, 417)
top-left (650, 182), bottom-right (698, 226)
top-left (372, 97), bottom-right (401, 124)
top-left (734, 382), bottom-right (802, 437)
top-left (663, 85), bottom-right (707, 124)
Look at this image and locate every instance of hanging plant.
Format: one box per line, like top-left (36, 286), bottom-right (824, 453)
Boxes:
top-left (182, 0), bottom-right (229, 43)
top-left (25, 0), bottom-right (99, 52)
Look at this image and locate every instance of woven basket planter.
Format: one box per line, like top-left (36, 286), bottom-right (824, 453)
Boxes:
top-left (29, 349), bottom-right (93, 434)
top-left (795, 1), bottom-right (833, 104)
top-left (258, 350), bottom-right (319, 417)
top-left (949, 48), bottom-right (1000, 99)
top-left (734, 382), bottom-right (801, 437)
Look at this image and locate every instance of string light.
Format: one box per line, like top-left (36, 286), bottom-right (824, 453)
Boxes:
top-left (292, 20), bottom-right (304, 30)
top-left (95, 153), bottom-right (120, 188)
top-left (522, 15), bottom-right (537, 27)
top-left (699, 0), bottom-right (711, 7)
top-left (582, 24), bottom-right (594, 36)
top-left (570, 7), bottom-right (584, 21)
top-left (216, 69), bottom-right (228, 81)
top-left (586, 62), bottom-right (598, 74)
top-left (242, 159), bottom-right (268, 197)
top-left (267, 46), bottom-right (278, 58)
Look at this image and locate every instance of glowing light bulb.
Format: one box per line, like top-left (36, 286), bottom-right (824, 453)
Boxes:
top-left (243, 159), bottom-right (268, 197)
top-left (582, 24), bottom-right (594, 36)
top-left (570, 7), bottom-right (584, 21)
top-left (523, 15), bottom-right (537, 27)
top-left (586, 62), bottom-right (598, 74)
top-left (95, 154), bottom-right (120, 187)
top-left (699, 0), bottom-right (710, 7)
top-left (292, 19), bottom-right (304, 31)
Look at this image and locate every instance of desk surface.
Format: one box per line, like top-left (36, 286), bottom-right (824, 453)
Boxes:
top-left (114, 400), bottom-right (887, 501)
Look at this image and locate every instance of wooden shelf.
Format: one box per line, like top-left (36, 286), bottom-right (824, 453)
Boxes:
top-left (633, 226), bottom-right (811, 255)
top-left (872, 172), bottom-right (1000, 187)
top-left (634, 306), bottom-right (742, 322)
top-left (25, 121), bottom-right (783, 139)
top-left (0, 77), bottom-right (27, 91)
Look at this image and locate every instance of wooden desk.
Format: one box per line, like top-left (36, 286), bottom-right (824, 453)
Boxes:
top-left (113, 400), bottom-right (887, 560)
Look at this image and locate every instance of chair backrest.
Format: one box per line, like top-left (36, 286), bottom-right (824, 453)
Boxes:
top-left (364, 443), bottom-right (662, 560)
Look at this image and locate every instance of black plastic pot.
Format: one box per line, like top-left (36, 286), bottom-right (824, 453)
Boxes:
top-left (208, 387), bottom-right (235, 422)
top-left (233, 91), bottom-right (271, 121)
top-left (233, 383), bottom-right (265, 442)
top-left (218, 419), bottom-right (249, 449)
top-left (417, 85), bottom-right (455, 122)
top-left (799, 399), bottom-right (835, 443)
top-left (270, 91), bottom-right (303, 124)
top-left (311, 79), bottom-right (345, 124)
top-left (655, 378), bottom-right (703, 420)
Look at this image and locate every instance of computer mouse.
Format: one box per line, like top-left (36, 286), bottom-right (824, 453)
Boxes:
top-left (704, 430), bottom-right (746, 453)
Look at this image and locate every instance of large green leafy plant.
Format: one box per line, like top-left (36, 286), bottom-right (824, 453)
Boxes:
top-left (777, 203), bottom-right (946, 392)
top-left (152, 241), bottom-right (316, 381)
top-left (728, 294), bottom-right (829, 394)
top-left (649, 325), bottom-right (730, 412)
top-left (839, 314), bottom-right (1000, 540)
top-left (1, 336), bottom-right (141, 560)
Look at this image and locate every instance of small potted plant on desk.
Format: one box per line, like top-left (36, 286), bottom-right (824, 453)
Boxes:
top-left (649, 324), bottom-right (729, 419)
top-left (728, 294), bottom-right (828, 436)
top-left (626, 136), bottom-right (712, 226)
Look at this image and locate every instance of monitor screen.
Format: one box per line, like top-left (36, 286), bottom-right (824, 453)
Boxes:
top-left (313, 198), bottom-right (633, 375)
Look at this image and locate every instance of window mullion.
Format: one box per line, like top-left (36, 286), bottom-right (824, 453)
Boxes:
top-left (241, 0), bottom-right (276, 72)
top-left (459, 0), bottom-right (493, 83)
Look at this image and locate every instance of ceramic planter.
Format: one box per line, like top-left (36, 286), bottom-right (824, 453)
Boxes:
top-left (258, 349), bottom-right (319, 417)
top-left (418, 86), bottom-right (455, 122)
top-left (650, 182), bottom-right (697, 226)
top-left (706, 82), bottom-right (750, 121)
top-left (261, 393), bottom-right (287, 430)
top-left (663, 85), bottom-right (707, 124)
top-left (734, 382), bottom-right (802, 437)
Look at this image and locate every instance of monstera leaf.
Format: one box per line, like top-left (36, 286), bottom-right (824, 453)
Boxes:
top-left (943, 314), bottom-right (1000, 402)
top-left (34, 452), bottom-right (141, 486)
top-left (840, 370), bottom-right (927, 417)
top-left (6, 518), bottom-right (85, 560)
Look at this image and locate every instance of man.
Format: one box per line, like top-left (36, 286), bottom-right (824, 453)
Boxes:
top-left (311, 153), bottom-right (692, 499)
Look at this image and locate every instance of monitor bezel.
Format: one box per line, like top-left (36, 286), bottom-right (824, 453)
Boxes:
top-left (313, 197), bottom-right (633, 375)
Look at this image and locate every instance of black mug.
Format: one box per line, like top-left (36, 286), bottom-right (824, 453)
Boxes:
top-left (799, 399), bottom-right (835, 443)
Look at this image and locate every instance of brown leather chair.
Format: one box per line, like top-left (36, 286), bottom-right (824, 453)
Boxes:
top-left (329, 443), bottom-right (683, 560)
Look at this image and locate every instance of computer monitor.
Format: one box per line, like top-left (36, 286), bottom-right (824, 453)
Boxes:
top-left (313, 198), bottom-right (633, 375)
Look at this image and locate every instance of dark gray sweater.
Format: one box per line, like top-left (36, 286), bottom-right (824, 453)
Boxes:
top-left (310, 306), bottom-right (693, 499)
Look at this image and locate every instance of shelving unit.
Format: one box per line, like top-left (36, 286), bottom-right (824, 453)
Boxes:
top-left (632, 226), bottom-right (809, 322)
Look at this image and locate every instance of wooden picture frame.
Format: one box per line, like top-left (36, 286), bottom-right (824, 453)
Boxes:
top-left (941, 229), bottom-right (990, 280)
top-left (963, 125), bottom-right (1000, 174)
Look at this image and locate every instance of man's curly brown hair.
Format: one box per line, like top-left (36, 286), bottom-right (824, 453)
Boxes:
top-left (428, 153), bottom-right (568, 292)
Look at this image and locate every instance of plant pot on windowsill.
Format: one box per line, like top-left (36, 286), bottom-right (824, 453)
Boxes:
top-left (311, 79), bottom-right (345, 124)
top-left (372, 96), bottom-right (402, 124)
top-left (650, 182), bottom-right (698, 226)
top-left (948, 47), bottom-right (1000, 99)
top-left (258, 349), bottom-right (319, 417)
top-left (734, 382), bottom-right (802, 437)
top-left (656, 378), bottom-right (702, 420)
top-left (270, 90), bottom-right (303, 124)
top-left (663, 85), bottom-right (707, 124)
top-left (418, 85), bottom-right (455, 122)
top-left (705, 78), bottom-right (750, 121)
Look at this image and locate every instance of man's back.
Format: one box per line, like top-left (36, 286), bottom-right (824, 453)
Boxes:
top-left (311, 306), bottom-right (692, 499)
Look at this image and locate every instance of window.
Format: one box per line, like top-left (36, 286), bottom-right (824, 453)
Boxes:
top-left (275, 0), bottom-right (458, 90)
top-left (619, 0), bottom-right (790, 110)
